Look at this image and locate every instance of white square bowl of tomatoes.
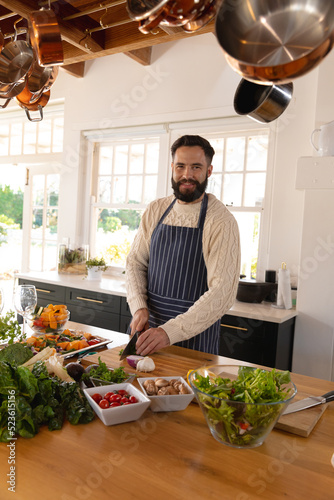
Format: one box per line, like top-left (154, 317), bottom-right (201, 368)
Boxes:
top-left (83, 383), bottom-right (151, 426)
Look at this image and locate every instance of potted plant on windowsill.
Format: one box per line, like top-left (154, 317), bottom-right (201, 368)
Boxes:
top-left (85, 257), bottom-right (108, 281)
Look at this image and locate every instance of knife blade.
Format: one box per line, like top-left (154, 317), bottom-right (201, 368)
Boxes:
top-left (282, 390), bottom-right (334, 415)
top-left (119, 331), bottom-right (139, 360)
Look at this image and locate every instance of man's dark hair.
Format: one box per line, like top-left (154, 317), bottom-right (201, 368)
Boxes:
top-left (171, 135), bottom-right (215, 165)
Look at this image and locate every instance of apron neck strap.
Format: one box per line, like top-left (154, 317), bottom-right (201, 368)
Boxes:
top-left (158, 192), bottom-right (208, 227)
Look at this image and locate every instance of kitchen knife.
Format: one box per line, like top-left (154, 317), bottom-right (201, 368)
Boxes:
top-left (282, 390), bottom-right (334, 415)
top-left (119, 331), bottom-right (139, 360)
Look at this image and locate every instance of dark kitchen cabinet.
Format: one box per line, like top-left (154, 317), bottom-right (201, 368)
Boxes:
top-left (18, 278), bottom-right (131, 333)
top-left (219, 314), bottom-right (295, 370)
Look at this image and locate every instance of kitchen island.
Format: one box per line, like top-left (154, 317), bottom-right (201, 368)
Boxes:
top-left (0, 323), bottom-right (333, 500)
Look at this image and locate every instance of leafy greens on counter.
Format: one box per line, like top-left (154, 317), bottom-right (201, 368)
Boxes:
top-left (0, 359), bottom-right (94, 442)
top-left (0, 311), bottom-right (25, 345)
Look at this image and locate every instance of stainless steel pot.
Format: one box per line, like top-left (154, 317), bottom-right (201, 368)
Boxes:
top-left (215, 0), bottom-right (334, 84)
top-left (0, 31), bottom-right (33, 84)
top-left (234, 79), bottom-right (293, 123)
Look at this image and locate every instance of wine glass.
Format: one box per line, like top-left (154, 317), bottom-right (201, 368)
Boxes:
top-left (13, 285), bottom-right (37, 336)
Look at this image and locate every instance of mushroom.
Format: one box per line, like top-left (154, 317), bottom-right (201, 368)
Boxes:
top-left (157, 386), bottom-right (169, 395)
top-left (155, 378), bottom-right (169, 388)
top-left (166, 385), bottom-right (178, 395)
top-left (179, 384), bottom-right (189, 394)
top-left (145, 382), bottom-right (157, 395)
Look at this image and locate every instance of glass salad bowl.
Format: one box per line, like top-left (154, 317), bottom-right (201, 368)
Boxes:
top-left (188, 364), bottom-right (297, 449)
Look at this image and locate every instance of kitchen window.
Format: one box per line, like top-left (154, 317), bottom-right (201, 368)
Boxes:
top-left (87, 119), bottom-right (273, 277)
top-left (0, 102), bottom-right (64, 275)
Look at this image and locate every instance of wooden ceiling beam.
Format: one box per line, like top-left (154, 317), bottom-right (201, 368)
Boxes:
top-left (61, 61), bottom-right (85, 78)
top-left (124, 46), bottom-right (152, 66)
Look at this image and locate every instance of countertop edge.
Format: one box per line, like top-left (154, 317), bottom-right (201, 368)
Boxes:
top-left (16, 272), bottom-right (298, 324)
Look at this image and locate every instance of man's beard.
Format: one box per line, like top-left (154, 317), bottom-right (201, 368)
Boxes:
top-left (171, 176), bottom-right (208, 203)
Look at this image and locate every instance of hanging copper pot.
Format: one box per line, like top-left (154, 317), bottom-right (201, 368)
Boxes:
top-left (29, 7), bottom-right (63, 67)
top-left (16, 89), bottom-right (50, 122)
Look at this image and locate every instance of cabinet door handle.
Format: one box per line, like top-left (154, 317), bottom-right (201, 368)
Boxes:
top-left (36, 288), bottom-right (52, 293)
top-left (220, 323), bottom-right (248, 332)
top-left (76, 296), bottom-right (104, 304)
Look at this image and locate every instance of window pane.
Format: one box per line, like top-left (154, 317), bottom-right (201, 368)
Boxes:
top-left (10, 123), bottom-right (22, 155)
top-left (129, 144), bottom-right (144, 174)
top-left (144, 175), bottom-right (157, 204)
top-left (30, 240), bottom-right (43, 271)
top-left (32, 208), bottom-right (44, 232)
top-left (99, 146), bottom-right (113, 175)
top-left (211, 138), bottom-right (224, 172)
top-left (128, 176), bottom-right (142, 203)
top-left (146, 143), bottom-right (159, 174)
top-left (244, 173), bottom-right (266, 207)
top-left (246, 135), bottom-right (268, 171)
top-left (114, 145), bottom-right (128, 174)
top-left (47, 174), bottom-right (59, 206)
top-left (113, 176), bottom-right (126, 203)
top-left (52, 117), bottom-right (64, 152)
top-left (44, 241), bottom-right (58, 270)
top-left (46, 208), bottom-right (58, 238)
top-left (208, 173), bottom-right (222, 199)
top-left (225, 137), bottom-right (245, 172)
top-left (95, 208), bottom-right (143, 266)
top-left (23, 121), bottom-right (37, 154)
top-left (233, 212), bottom-right (260, 278)
top-left (0, 123), bottom-right (9, 155)
top-left (98, 177), bottom-right (111, 203)
top-left (32, 175), bottom-right (45, 206)
top-left (37, 119), bottom-right (52, 153)
top-left (223, 173), bottom-right (243, 206)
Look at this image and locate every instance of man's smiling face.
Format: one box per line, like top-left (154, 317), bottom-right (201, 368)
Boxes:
top-left (171, 146), bottom-right (213, 204)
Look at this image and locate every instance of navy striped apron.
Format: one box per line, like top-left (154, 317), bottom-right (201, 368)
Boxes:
top-left (147, 193), bottom-right (220, 354)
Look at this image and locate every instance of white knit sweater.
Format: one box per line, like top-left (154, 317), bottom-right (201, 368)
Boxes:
top-left (125, 193), bottom-right (240, 346)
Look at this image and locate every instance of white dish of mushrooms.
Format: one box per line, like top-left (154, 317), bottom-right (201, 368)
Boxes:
top-left (137, 376), bottom-right (194, 412)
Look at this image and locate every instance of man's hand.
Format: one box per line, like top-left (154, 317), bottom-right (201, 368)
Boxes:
top-left (136, 327), bottom-right (170, 356)
top-left (130, 308), bottom-right (149, 336)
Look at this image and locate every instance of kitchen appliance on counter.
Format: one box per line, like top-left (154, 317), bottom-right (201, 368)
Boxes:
top-left (237, 279), bottom-right (277, 304)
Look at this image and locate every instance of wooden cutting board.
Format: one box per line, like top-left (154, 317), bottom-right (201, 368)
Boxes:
top-left (275, 392), bottom-right (328, 437)
top-left (84, 345), bottom-right (328, 437)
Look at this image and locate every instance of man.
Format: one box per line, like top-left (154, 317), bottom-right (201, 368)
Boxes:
top-left (125, 135), bottom-right (240, 355)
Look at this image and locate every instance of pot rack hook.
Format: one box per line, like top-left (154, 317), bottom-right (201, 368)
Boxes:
top-left (79, 29), bottom-right (93, 51)
top-left (99, 6), bottom-right (110, 29)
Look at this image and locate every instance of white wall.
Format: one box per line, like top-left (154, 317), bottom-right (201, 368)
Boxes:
top-left (50, 32), bottom-right (332, 378)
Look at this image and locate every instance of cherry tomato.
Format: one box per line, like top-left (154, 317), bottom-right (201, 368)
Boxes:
top-left (121, 397), bottom-right (129, 404)
top-left (109, 402), bottom-right (121, 407)
top-left (104, 392), bottom-right (115, 400)
top-left (118, 390), bottom-right (128, 396)
top-left (110, 394), bottom-right (122, 403)
top-left (91, 393), bottom-right (102, 404)
top-left (88, 339), bottom-right (101, 346)
top-left (98, 399), bottom-right (110, 409)
top-left (129, 396), bottom-right (138, 404)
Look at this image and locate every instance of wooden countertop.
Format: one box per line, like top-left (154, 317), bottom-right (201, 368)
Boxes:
top-left (0, 323), bottom-right (333, 500)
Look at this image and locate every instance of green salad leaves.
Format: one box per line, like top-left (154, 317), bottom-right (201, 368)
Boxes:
top-left (192, 366), bottom-right (294, 447)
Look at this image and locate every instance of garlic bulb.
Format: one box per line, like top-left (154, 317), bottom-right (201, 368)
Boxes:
top-left (136, 356), bottom-right (155, 372)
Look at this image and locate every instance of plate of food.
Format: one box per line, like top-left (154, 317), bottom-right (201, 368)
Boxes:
top-left (24, 329), bottom-right (112, 357)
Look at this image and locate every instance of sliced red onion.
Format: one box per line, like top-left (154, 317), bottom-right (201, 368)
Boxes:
top-left (126, 355), bottom-right (144, 368)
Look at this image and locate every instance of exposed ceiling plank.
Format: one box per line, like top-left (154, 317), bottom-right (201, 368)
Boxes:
top-left (124, 46), bottom-right (152, 66)
top-left (0, 0), bottom-right (104, 53)
top-left (61, 61), bottom-right (85, 78)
